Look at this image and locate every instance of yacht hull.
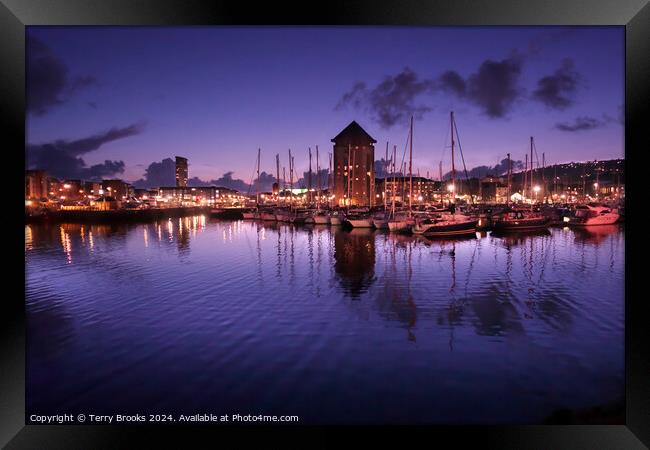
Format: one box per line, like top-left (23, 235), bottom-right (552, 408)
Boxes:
top-left (413, 220), bottom-right (477, 236)
top-left (346, 219), bottom-right (374, 228)
top-left (388, 221), bottom-right (409, 232)
top-left (492, 217), bottom-right (550, 231)
top-left (313, 215), bottom-right (330, 225)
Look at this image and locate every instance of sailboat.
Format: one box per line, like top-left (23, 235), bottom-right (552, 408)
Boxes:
top-left (309, 146), bottom-right (330, 225)
top-left (492, 138), bottom-right (550, 231)
top-left (388, 119), bottom-right (412, 233)
top-left (243, 148), bottom-right (261, 219)
top-left (275, 149), bottom-right (294, 222)
top-left (412, 112), bottom-right (477, 237)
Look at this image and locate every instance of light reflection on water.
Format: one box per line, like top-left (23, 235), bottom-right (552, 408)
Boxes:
top-left (25, 217), bottom-right (624, 424)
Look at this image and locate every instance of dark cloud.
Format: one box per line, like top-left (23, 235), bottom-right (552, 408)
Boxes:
top-left (337, 56), bottom-right (524, 125)
top-left (336, 67), bottom-right (435, 129)
top-left (27, 122), bottom-right (145, 181)
top-left (555, 116), bottom-right (607, 132)
top-left (136, 165), bottom-right (281, 191)
top-left (295, 169), bottom-right (328, 189)
top-left (438, 71), bottom-right (466, 97)
top-left (211, 172), bottom-right (251, 192)
top-left (27, 36), bottom-right (98, 116)
top-left (335, 82), bottom-right (366, 111)
top-left (442, 158), bottom-right (524, 180)
top-left (439, 54), bottom-right (524, 118)
top-left (618, 104), bottom-right (624, 125)
top-left (374, 158), bottom-right (392, 178)
top-left (465, 55), bottom-right (523, 118)
top-left (132, 157), bottom-right (176, 188)
top-left (533, 59), bottom-right (580, 109)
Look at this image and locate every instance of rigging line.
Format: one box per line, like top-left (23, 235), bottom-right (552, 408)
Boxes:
top-left (246, 152), bottom-right (258, 196)
top-left (452, 116), bottom-right (470, 182)
top-left (438, 122), bottom-right (450, 178)
top-left (398, 121), bottom-right (411, 177)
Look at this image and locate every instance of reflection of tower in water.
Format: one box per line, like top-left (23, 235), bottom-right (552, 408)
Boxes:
top-left (333, 228), bottom-right (376, 299)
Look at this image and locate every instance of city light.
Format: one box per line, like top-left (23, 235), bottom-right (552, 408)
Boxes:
top-left (447, 184), bottom-right (455, 192)
top-left (533, 185), bottom-right (541, 193)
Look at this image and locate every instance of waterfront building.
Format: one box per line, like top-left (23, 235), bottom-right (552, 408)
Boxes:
top-left (101, 179), bottom-right (130, 200)
top-left (332, 121), bottom-right (376, 207)
top-left (175, 156), bottom-right (188, 187)
top-left (60, 180), bottom-right (84, 200)
top-left (25, 170), bottom-right (48, 201)
top-left (83, 181), bottom-right (102, 198)
top-left (479, 176), bottom-right (507, 203)
top-left (90, 195), bottom-right (119, 210)
top-left (158, 186), bottom-right (219, 205)
top-left (376, 176), bottom-right (442, 204)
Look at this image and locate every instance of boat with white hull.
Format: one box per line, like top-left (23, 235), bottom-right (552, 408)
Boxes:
top-left (567, 204), bottom-right (619, 226)
top-left (329, 211), bottom-right (343, 226)
top-left (344, 214), bottom-right (374, 228)
top-left (313, 212), bottom-right (330, 225)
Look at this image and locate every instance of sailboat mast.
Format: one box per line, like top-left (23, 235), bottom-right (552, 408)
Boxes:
top-left (256, 148), bottom-right (261, 206)
top-left (308, 147), bottom-right (313, 205)
top-left (328, 152), bottom-right (332, 208)
top-left (347, 144), bottom-right (351, 208)
top-left (392, 145), bottom-right (397, 218)
top-left (542, 152), bottom-right (546, 203)
top-left (275, 153), bottom-right (280, 200)
top-left (450, 111), bottom-right (456, 205)
top-left (316, 146), bottom-right (321, 210)
top-left (507, 152), bottom-right (511, 205)
top-left (352, 147), bottom-right (357, 207)
top-left (384, 141), bottom-right (389, 210)
top-left (409, 115), bottom-right (413, 215)
top-left (524, 153), bottom-right (528, 202)
top-left (530, 136), bottom-right (534, 202)
top-left (288, 149), bottom-right (293, 210)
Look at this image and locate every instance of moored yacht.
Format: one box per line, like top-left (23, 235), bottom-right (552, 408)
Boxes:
top-left (566, 204), bottom-right (619, 226)
top-left (241, 207), bottom-right (258, 220)
top-left (344, 214), bottom-right (375, 228)
top-left (492, 209), bottom-right (550, 231)
top-left (274, 208), bottom-right (292, 222)
top-left (312, 210), bottom-right (330, 224)
top-left (412, 213), bottom-right (477, 236)
top-left (373, 211), bottom-right (389, 229)
top-left (328, 211), bottom-right (343, 226)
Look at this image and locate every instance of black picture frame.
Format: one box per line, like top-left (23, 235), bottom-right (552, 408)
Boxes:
top-left (3, 0), bottom-right (648, 447)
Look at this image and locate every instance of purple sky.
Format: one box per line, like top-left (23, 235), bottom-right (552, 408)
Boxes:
top-left (26, 26), bottom-right (624, 184)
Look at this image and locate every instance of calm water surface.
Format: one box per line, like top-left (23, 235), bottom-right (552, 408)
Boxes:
top-left (25, 217), bottom-right (624, 424)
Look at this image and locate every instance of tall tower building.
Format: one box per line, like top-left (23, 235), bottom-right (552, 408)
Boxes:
top-left (331, 121), bottom-right (376, 207)
top-left (175, 156), bottom-right (188, 187)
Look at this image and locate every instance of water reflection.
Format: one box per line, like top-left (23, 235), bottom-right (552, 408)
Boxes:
top-left (333, 228), bottom-right (376, 299)
top-left (572, 224), bottom-right (621, 245)
top-left (25, 218), bottom-right (624, 424)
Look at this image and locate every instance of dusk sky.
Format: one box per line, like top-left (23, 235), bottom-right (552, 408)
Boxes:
top-left (26, 26), bottom-right (624, 186)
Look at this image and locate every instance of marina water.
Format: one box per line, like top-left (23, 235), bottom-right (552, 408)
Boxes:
top-left (25, 217), bottom-right (624, 423)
